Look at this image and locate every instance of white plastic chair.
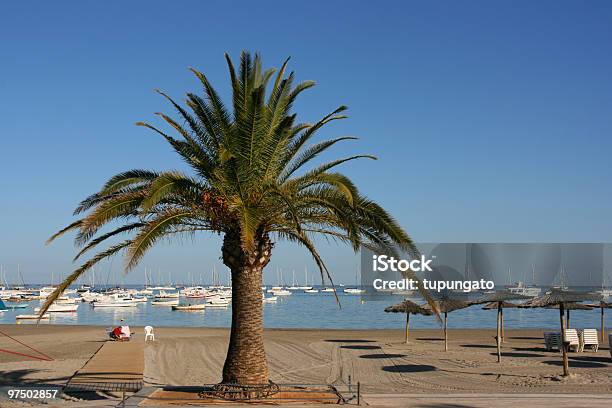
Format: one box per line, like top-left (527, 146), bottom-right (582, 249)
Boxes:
top-left (579, 329), bottom-right (599, 352)
top-left (145, 325), bottom-right (155, 342)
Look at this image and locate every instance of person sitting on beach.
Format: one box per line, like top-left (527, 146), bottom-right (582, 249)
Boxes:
top-left (110, 326), bottom-right (122, 340)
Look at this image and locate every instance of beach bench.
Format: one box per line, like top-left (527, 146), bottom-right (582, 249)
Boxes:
top-left (578, 329), bottom-right (599, 352)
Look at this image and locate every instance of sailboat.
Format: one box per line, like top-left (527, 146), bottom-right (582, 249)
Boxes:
top-left (287, 270), bottom-right (299, 290)
top-left (343, 263), bottom-right (365, 294)
top-left (297, 267), bottom-right (312, 290)
top-left (597, 269), bottom-right (612, 298)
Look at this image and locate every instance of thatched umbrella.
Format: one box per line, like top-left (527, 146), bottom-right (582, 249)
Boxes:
top-left (519, 289), bottom-right (601, 376)
top-left (385, 299), bottom-right (433, 343)
top-left (423, 296), bottom-right (473, 351)
top-left (584, 301), bottom-right (612, 341)
top-left (546, 302), bottom-right (592, 329)
top-left (472, 291), bottom-right (531, 362)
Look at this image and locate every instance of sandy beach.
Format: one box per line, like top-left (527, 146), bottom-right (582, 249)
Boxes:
top-left (0, 324), bottom-right (610, 407)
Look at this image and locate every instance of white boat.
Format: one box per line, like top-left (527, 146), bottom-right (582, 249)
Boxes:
top-left (154, 290), bottom-right (180, 299)
top-left (172, 303), bottom-right (205, 311)
top-left (151, 286), bottom-right (176, 291)
top-left (508, 282), bottom-right (541, 297)
top-left (597, 288), bottom-right (612, 298)
top-left (34, 304), bottom-right (79, 313)
top-left (271, 289), bottom-right (291, 296)
top-left (38, 286), bottom-right (58, 299)
top-left (267, 286), bottom-right (283, 293)
top-left (151, 299), bottom-right (179, 306)
top-left (92, 300), bottom-right (137, 308)
top-left (344, 288), bottom-right (365, 294)
top-left (304, 289), bottom-right (319, 293)
top-left (321, 287), bottom-right (335, 292)
top-left (206, 297), bottom-right (230, 307)
top-left (17, 314), bottom-right (50, 320)
top-left (262, 296), bottom-right (278, 303)
top-left (56, 296), bottom-right (77, 305)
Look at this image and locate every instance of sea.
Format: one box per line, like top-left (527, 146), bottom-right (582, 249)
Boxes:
top-left (2, 287), bottom-right (610, 330)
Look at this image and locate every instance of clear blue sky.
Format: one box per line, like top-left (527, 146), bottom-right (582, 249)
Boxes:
top-left (1, 1), bottom-right (611, 286)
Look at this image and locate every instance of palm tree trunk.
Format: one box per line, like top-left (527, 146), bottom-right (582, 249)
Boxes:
top-left (221, 230), bottom-right (272, 385)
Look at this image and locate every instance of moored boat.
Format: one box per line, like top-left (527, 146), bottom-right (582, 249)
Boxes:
top-left (16, 314), bottom-right (50, 320)
top-left (172, 303), bottom-right (205, 311)
top-left (34, 304), bottom-right (79, 313)
top-left (151, 299), bottom-right (180, 306)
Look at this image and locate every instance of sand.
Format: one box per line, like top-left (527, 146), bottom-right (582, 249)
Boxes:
top-left (143, 327), bottom-right (612, 394)
top-left (0, 324), bottom-right (611, 406)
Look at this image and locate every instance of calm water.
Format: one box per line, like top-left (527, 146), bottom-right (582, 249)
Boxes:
top-left (3, 290), bottom-right (611, 331)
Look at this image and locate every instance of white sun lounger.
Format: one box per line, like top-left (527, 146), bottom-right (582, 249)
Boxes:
top-left (578, 329), bottom-right (599, 352)
top-left (544, 332), bottom-right (561, 351)
top-left (544, 330), bottom-right (580, 352)
top-left (564, 329), bottom-right (580, 352)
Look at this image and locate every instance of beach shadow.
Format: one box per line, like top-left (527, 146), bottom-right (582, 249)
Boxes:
top-left (0, 369), bottom-right (74, 389)
top-left (325, 339), bottom-right (375, 343)
top-left (569, 355), bottom-right (612, 364)
top-left (490, 352), bottom-right (545, 358)
top-left (416, 338), bottom-right (443, 341)
top-left (340, 345), bottom-right (381, 350)
top-left (360, 353), bottom-right (406, 359)
top-left (461, 344), bottom-right (496, 349)
top-left (508, 336), bottom-right (540, 340)
top-left (543, 360), bottom-right (608, 368)
top-left (511, 346), bottom-right (548, 352)
top-left (0, 369), bottom-right (40, 384)
top-left (62, 390), bottom-right (113, 400)
top-left (382, 364), bottom-right (436, 373)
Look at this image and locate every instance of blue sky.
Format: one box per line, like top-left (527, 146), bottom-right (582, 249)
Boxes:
top-left (1, 1), bottom-right (611, 285)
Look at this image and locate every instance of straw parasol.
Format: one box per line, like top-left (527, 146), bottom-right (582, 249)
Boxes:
top-left (519, 289), bottom-right (601, 376)
top-left (472, 291), bottom-right (531, 362)
top-left (385, 299), bottom-right (433, 343)
top-left (545, 302), bottom-right (592, 329)
top-left (423, 296), bottom-right (473, 351)
top-left (584, 301), bottom-right (612, 342)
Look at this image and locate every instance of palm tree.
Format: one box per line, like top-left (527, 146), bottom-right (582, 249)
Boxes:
top-left (43, 51), bottom-right (419, 388)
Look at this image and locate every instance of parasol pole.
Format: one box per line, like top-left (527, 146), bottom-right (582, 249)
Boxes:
top-left (444, 311), bottom-right (448, 351)
top-left (405, 312), bottom-right (410, 344)
top-left (601, 305), bottom-right (605, 342)
top-left (500, 306), bottom-right (505, 342)
top-left (566, 308), bottom-right (570, 329)
top-left (560, 303), bottom-right (569, 376)
top-left (496, 302), bottom-right (502, 362)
